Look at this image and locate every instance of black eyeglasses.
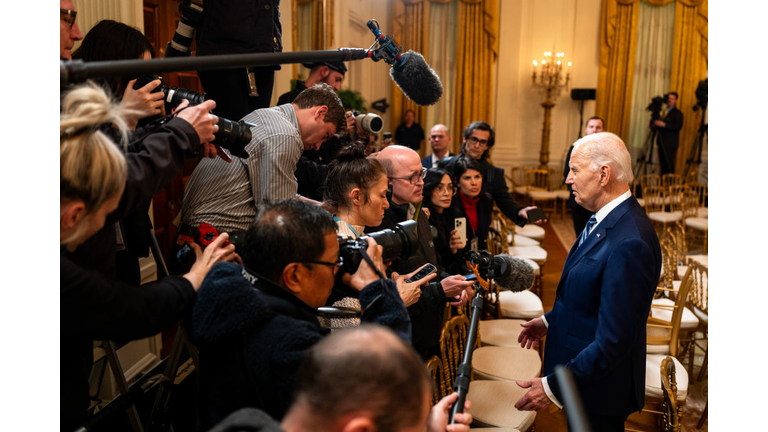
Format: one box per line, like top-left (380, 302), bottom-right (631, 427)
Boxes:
top-left (302, 256), bottom-right (344, 275)
top-left (466, 136), bottom-right (489, 146)
top-left (60, 8), bottom-right (77, 28)
top-left (389, 167), bottom-right (427, 185)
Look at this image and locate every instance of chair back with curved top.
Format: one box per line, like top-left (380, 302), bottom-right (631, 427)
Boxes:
top-left (647, 263), bottom-right (694, 357)
top-left (660, 356), bottom-right (683, 432)
top-left (439, 314), bottom-right (470, 391)
top-left (425, 355), bottom-right (447, 405)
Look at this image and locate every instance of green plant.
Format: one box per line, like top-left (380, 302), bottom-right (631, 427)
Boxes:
top-left (337, 89), bottom-right (366, 112)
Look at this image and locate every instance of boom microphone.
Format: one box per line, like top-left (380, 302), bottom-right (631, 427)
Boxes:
top-left (366, 20), bottom-right (444, 106)
top-left (492, 254), bottom-right (536, 292)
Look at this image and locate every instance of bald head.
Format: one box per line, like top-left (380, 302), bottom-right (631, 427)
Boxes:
top-left (429, 124), bottom-right (451, 158)
top-left (285, 325), bottom-right (431, 432)
top-left (378, 145), bottom-right (425, 205)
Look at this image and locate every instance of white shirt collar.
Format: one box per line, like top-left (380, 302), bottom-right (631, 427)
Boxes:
top-left (591, 189), bottom-right (632, 232)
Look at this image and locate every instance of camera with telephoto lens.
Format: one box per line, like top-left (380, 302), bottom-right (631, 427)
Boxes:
top-left (693, 78), bottom-right (708, 112)
top-left (353, 110), bottom-right (384, 134)
top-left (338, 220), bottom-right (418, 274)
top-left (134, 74), bottom-right (252, 159)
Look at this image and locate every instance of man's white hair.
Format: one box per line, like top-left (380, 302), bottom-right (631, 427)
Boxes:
top-left (572, 132), bottom-right (634, 184)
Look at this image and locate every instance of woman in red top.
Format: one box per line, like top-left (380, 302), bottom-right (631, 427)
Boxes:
top-left (449, 157), bottom-right (494, 258)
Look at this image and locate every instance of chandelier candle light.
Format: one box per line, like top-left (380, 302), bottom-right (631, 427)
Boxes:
top-left (532, 51), bottom-right (571, 168)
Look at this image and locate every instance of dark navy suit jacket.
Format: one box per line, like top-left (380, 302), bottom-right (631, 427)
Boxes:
top-left (543, 195), bottom-right (661, 417)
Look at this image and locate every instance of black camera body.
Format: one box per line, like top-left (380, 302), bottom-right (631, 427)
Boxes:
top-left (647, 95), bottom-right (665, 122)
top-left (133, 74), bottom-right (252, 158)
top-left (338, 220), bottom-right (418, 274)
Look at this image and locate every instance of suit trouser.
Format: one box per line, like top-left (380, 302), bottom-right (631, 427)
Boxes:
top-left (198, 67), bottom-right (275, 122)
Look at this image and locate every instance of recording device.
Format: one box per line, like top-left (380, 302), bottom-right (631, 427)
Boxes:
top-left (366, 19), bottom-right (443, 106)
top-left (464, 250), bottom-right (535, 292)
top-left (338, 220), bottom-right (418, 274)
top-left (454, 217), bottom-right (467, 248)
top-left (133, 74), bottom-right (252, 159)
top-left (693, 78), bottom-right (708, 112)
top-left (405, 263), bottom-right (437, 284)
top-left (647, 95), bottom-right (665, 122)
top-left (165, 0), bottom-right (204, 58)
top-left (353, 110), bottom-right (383, 134)
top-left (527, 208), bottom-right (546, 223)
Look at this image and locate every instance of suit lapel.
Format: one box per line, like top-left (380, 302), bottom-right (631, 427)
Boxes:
top-left (557, 197), bottom-right (638, 296)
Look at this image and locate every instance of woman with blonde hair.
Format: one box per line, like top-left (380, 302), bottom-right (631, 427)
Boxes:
top-left (59, 83), bottom-right (235, 431)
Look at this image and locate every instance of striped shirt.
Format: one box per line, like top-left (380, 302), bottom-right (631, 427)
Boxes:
top-left (181, 104), bottom-right (304, 232)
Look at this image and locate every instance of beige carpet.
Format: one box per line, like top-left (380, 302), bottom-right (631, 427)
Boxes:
top-left (549, 216), bottom-right (577, 251)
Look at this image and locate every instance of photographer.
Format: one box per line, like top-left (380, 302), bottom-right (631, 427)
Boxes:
top-left (653, 92), bottom-right (684, 175)
top-left (60, 83), bottom-right (238, 431)
top-left (189, 199), bottom-right (411, 429)
top-left (321, 144), bottom-right (436, 330)
top-left (276, 61), bottom-right (347, 106)
top-left (195, 0), bottom-right (282, 120)
top-left (180, 83), bottom-right (346, 242)
top-left (367, 145), bottom-right (475, 360)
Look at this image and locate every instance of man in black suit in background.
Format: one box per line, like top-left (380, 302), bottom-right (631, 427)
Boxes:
top-left (653, 92), bottom-right (684, 175)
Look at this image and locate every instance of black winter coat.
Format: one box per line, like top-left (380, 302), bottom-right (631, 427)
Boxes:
top-left (189, 262), bottom-right (410, 430)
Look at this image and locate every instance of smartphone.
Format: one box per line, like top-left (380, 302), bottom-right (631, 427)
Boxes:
top-left (406, 263), bottom-right (437, 284)
top-left (454, 217), bottom-right (467, 248)
top-left (527, 208), bottom-right (546, 223)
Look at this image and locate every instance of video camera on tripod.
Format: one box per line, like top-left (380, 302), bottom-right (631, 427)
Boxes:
top-left (647, 95), bottom-right (666, 124)
top-left (133, 73), bottom-right (253, 159)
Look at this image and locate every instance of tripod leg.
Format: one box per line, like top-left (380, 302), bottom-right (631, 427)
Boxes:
top-left (104, 341), bottom-right (146, 432)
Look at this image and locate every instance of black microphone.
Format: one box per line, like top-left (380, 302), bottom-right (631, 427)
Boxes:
top-left (489, 254), bottom-right (536, 292)
top-left (367, 20), bottom-right (444, 106)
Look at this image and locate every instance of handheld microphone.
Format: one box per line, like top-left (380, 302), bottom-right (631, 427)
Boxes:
top-left (366, 20), bottom-right (444, 106)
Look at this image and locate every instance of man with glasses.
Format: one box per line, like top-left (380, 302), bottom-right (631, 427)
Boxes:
top-left (60, 1), bottom-right (83, 60)
top-left (368, 145), bottom-right (475, 360)
top-left (190, 199), bottom-right (411, 430)
top-left (422, 124), bottom-right (454, 168)
top-left (439, 121), bottom-right (542, 227)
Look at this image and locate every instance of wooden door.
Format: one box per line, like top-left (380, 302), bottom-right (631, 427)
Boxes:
top-left (143, 0), bottom-right (204, 266)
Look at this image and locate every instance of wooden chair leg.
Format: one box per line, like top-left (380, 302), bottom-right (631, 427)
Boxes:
top-left (697, 400), bottom-right (707, 429)
top-left (697, 349), bottom-right (708, 382)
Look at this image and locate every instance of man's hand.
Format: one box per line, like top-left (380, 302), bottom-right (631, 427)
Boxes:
top-left (345, 111), bottom-right (356, 132)
top-left (653, 120), bottom-right (666, 128)
top-left (427, 392), bottom-right (472, 432)
top-left (174, 99), bottom-right (223, 160)
top-left (518, 317), bottom-right (547, 349)
top-left (347, 238), bottom-right (385, 291)
top-left (392, 264), bottom-right (437, 307)
top-left (121, 78), bottom-right (165, 129)
top-left (440, 275), bottom-right (476, 298)
top-left (514, 378), bottom-right (552, 412)
top-left (183, 233), bottom-right (238, 290)
top-left (449, 288), bottom-right (472, 307)
top-left (519, 206), bottom-right (547, 225)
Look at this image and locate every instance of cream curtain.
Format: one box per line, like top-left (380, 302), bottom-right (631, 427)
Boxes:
top-left (425, 1), bottom-right (458, 142)
top-left (626, 1), bottom-right (676, 155)
top-left (392, 0), bottom-right (497, 156)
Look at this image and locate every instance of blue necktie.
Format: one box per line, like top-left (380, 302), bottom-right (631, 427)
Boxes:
top-left (578, 215), bottom-right (597, 248)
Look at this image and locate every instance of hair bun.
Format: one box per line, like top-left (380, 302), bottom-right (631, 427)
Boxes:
top-left (334, 143), bottom-right (367, 163)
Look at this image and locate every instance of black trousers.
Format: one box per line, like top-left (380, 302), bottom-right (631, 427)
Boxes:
top-left (567, 410), bottom-right (628, 432)
top-left (198, 67), bottom-right (275, 121)
top-left (657, 136), bottom-right (679, 175)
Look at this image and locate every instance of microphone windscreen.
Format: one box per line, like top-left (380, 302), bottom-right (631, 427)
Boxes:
top-left (389, 51), bottom-right (443, 106)
top-left (494, 254), bottom-right (535, 292)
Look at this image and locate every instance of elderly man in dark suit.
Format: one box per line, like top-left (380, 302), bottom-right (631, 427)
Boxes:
top-left (514, 132), bottom-right (661, 431)
top-left (653, 92), bottom-right (684, 175)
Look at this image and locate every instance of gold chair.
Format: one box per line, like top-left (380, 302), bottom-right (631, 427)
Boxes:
top-left (662, 173), bottom-right (684, 198)
top-left (506, 166), bottom-right (529, 203)
top-left (682, 186), bottom-right (708, 254)
top-left (439, 314), bottom-right (471, 391)
top-left (643, 265), bottom-right (692, 426)
top-left (688, 182), bottom-right (708, 219)
top-left (524, 168), bottom-right (557, 216)
top-left (486, 227), bottom-right (544, 320)
top-left (646, 185), bottom-right (683, 235)
top-left (425, 355), bottom-right (448, 405)
top-left (660, 356), bottom-right (684, 432)
top-left (686, 260), bottom-right (708, 383)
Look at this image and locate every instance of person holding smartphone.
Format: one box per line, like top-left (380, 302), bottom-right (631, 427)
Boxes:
top-left (448, 157), bottom-right (494, 265)
top-left (321, 144), bottom-right (437, 330)
top-left (422, 168), bottom-right (464, 274)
